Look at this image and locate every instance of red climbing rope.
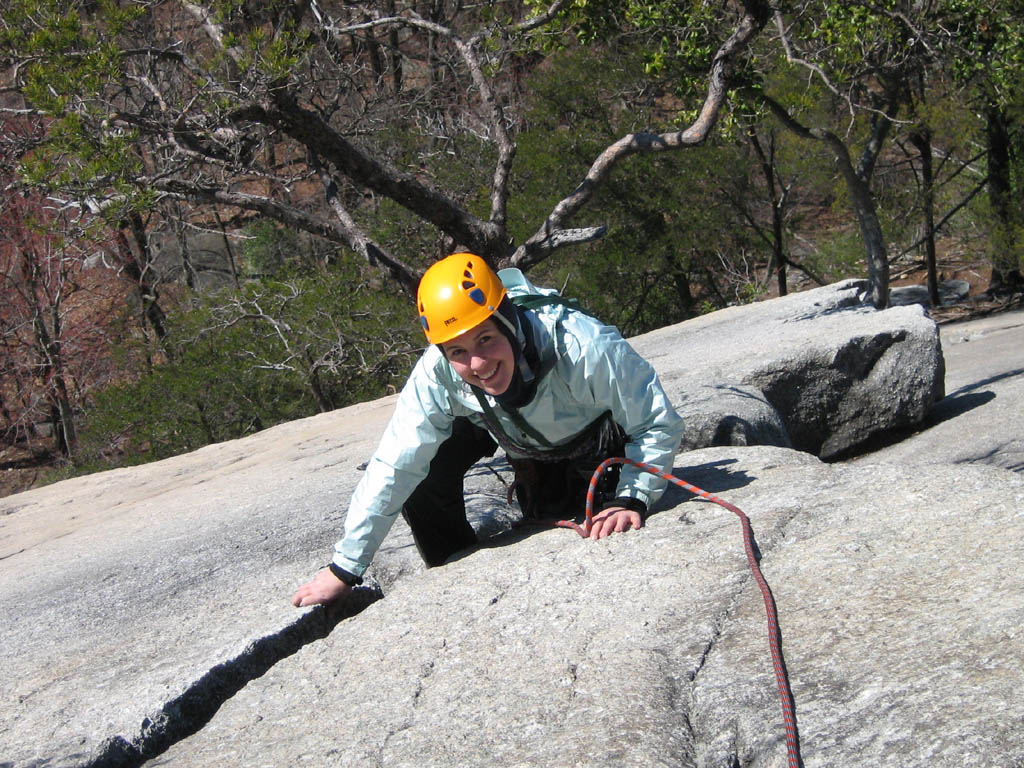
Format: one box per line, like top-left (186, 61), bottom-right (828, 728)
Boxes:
top-left (559, 457), bottom-right (802, 768)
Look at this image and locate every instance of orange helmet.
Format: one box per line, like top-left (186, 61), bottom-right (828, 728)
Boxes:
top-left (417, 253), bottom-right (507, 344)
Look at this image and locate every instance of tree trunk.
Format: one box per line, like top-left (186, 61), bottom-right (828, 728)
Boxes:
top-left (175, 211), bottom-right (198, 290)
top-left (748, 129), bottom-right (788, 296)
top-left (194, 399), bottom-right (215, 444)
top-left (0, 391), bottom-right (12, 445)
top-left (909, 130), bottom-right (940, 306)
top-left (844, 170), bottom-right (890, 309)
top-left (31, 310), bottom-right (77, 458)
top-left (49, 380), bottom-right (77, 459)
top-left (306, 351), bottom-right (333, 412)
top-left (985, 105), bottom-right (1023, 293)
top-left (760, 95), bottom-right (891, 308)
top-left (214, 210), bottom-right (242, 288)
top-left (116, 214), bottom-right (168, 342)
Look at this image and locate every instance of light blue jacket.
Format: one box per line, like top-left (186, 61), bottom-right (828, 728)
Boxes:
top-left (333, 269), bottom-right (684, 576)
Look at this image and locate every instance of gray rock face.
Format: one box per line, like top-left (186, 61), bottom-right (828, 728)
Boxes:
top-left (632, 279), bottom-right (945, 459)
top-left (3, 286), bottom-right (1010, 768)
top-left (0, 401), bottom-right (489, 768)
top-left (140, 449), bottom-right (1024, 768)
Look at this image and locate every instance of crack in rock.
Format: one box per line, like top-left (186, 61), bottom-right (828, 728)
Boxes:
top-left (685, 502), bottom-right (803, 767)
top-left (84, 585), bottom-right (382, 768)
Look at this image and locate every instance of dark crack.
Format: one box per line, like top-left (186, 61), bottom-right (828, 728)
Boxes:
top-left (684, 569), bottom-right (746, 711)
top-left (84, 585), bottom-right (383, 768)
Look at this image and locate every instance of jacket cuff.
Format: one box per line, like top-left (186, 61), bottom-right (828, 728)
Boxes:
top-left (327, 562), bottom-right (364, 586)
top-left (599, 495), bottom-right (648, 519)
top-left (331, 554), bottom-right (368, 580)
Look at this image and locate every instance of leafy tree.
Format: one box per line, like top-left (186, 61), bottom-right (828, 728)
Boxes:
top-left (508, 43), bottom-right (769, 333)
top-left (0, 119), bottom-right (124, 459)
top-left (751, 3), bottom-right (935, 308)
top-left (77, 263), bottom-right (419, 466)
top-left (0, 0), bottom-right (770, 292)
top-left (547, 0), bottom-right (912, 307)
top-left (726, 122), bottom-right (832, 297)
top-left (937, 0), bottom-right (1024, 292)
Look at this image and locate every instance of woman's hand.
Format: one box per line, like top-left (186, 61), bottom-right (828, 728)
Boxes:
top-left (291, 567), bottom-right (353, 607)
top-left (585, 506), bottom-right (643, 540)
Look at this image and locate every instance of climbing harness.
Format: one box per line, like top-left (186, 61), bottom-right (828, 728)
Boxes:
top-left (561, 456), bottom-right (803, 768)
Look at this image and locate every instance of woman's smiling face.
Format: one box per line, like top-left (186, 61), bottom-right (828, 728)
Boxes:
top-left (441, 318), bottom-right (515, 396)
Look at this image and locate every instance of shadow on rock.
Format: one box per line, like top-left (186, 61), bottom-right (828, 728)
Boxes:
top-left (946, 367), bottom-right (1024, 397)
top-left (653, 457), bottom-right (756, 514)
top-left (840, 389), bottom-right (999, 461)
top-left (927, 389), bottom-right (997, 425)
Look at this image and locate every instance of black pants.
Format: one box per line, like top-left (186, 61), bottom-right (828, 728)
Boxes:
top-left (401, 416), bottom-right (626, 567)
top-left (401, 417), bottom-right (498, 567)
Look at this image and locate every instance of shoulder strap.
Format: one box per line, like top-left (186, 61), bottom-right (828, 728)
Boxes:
top-left (474, 388), bottom-right (554, 448)
top-left (510, 293), bottom-right (596, 319)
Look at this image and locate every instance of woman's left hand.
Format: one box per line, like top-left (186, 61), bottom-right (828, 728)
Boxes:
top-left (585, 506), bottom-right (643, 540)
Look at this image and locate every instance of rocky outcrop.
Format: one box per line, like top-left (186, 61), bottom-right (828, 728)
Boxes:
top-left (4, 284), bottom-right (1002, 768)
top-left (149, 447), bottom-right (1024, 768)
top-left (633, 279), bottom-right (945, 459)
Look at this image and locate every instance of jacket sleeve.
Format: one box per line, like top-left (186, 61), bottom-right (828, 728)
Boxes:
top-left (560, 315), bottom-right (684, 509)
top-left (332, 351), bottom-right (457, 577)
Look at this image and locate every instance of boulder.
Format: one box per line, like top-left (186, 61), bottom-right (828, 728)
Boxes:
top-left (633, 279), bottom-right (945, 459)
top-left (889, 279), bottom-right (972, 307)
top-left (852, 307), bottom-right (1024, 472)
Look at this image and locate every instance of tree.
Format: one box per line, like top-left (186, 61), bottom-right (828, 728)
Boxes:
top-left (752, 3), bottom-right (943, 308)
top-left (1, 0), bottom-right (770, 294)
top-left (77, 265), bottom-right (419, 465)
top-left (730, 122), bottom-right (829, 297)
top-left (0, 148), bottom-right (122, 459)
top-left (554, 0), bottom-right (930, 308)
top-left (938, 0), bottom-right (1024, 293)
top-left (507, 42), bottom-right (772, 334)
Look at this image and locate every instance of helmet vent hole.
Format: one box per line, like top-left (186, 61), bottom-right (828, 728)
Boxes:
top-left (467, 288), bottom-right (486, 305)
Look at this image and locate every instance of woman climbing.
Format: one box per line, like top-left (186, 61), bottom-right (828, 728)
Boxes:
top-left (292, 253), bottom-right (684, 607)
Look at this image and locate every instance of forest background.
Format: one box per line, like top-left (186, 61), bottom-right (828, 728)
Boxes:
top-left (1, 0), bottom-right (1022, 496)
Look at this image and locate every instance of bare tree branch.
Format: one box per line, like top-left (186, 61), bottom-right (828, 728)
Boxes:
top-left (179, 0), bottom-right (245, 69)
top-left (773, 10), bottom-right (846, 101)
top-left (233, 94), bottom-right (505, 259)
top-left (308, 152), bottom-right (419, 293)
top-left (771, 8), bottom-right (913, 129)
top-left (510, 0), bottom-right (771, 270)
top-left (892, 173), bottom-right (989, 260)
top-left (316, 3), bottom-right (567, 241)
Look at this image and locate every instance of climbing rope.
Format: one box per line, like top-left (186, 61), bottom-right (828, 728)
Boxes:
top-left (559, 456), bottom-right (803, 768)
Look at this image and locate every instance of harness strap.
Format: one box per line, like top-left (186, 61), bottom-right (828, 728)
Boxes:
top-left (471, 385), bottom-right (613, 461)
top-left (497, 402), bottom-right (554, 448)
